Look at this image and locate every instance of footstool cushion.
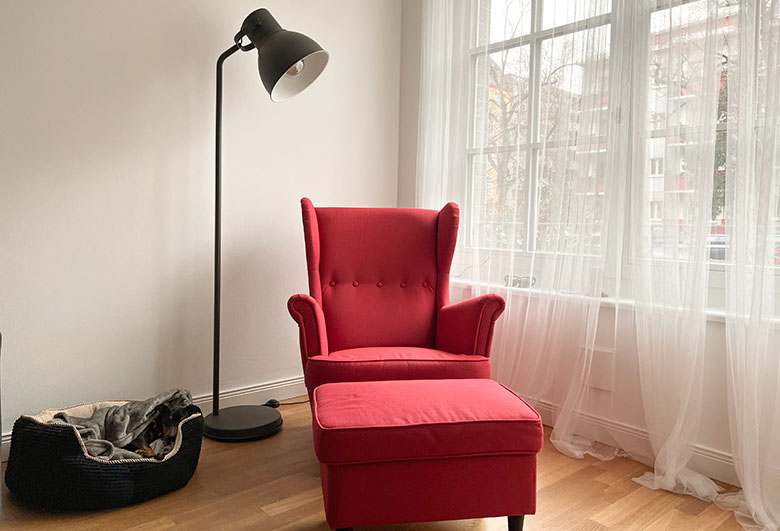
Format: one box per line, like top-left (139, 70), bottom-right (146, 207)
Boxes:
top-left (312, 379), bottom-right (543, 529)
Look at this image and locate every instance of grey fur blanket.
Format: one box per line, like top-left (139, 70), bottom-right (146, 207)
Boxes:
top-left (50, 389), bottom-right (194, 461)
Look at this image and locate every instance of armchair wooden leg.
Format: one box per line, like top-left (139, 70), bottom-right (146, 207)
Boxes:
top-left (508, 515), bottom-right (525, 531)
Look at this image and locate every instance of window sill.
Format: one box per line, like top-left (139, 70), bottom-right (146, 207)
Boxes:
top-left (450, 278), bottom-right (728, 323)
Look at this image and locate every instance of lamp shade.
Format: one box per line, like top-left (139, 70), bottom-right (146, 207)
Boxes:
top-left (237, 9), bottom-right (329, 102)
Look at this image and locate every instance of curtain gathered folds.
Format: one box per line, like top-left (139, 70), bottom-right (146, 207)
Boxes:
top-left (717, 1), bottom-right (780, 529)
top-left (629, 0), bottom-right (723, 501)
top-left (417, 0), bottom-right (780, 529)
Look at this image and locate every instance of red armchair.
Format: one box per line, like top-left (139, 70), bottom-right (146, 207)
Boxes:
top-left (287, 198), bottom-right (505, 394)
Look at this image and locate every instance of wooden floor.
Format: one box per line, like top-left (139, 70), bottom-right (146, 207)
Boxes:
top-left (0, 399), bottom-right (742, 530)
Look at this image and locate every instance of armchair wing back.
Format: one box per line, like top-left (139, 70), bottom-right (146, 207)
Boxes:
top-left (288, 198), bottom-right (505, 393)
top-left (300, 197), bottom-right (458, 352)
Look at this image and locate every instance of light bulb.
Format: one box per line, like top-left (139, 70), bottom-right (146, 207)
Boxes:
top-left (285, 60), bottom-right (304, 77)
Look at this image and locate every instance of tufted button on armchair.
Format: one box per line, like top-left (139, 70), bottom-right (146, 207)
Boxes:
top-left (287, 198), bottom-right (505, 395)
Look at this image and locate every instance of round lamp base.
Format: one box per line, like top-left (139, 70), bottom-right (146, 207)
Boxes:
top-left (203, 405), bottom-right (283, 441)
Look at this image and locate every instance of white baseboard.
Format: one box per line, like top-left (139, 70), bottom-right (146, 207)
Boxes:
top-left (192, 375), bottom-right (307, 416)
top-left (535, 399), bottom-right (740, 488)
top-left (1, 432), bottom-right (8, 463)
top-left (0, 376), bottom-right (307, 462)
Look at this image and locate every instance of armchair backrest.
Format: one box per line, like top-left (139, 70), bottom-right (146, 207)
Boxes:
top-left (300, 198), bottom-right (459, 352)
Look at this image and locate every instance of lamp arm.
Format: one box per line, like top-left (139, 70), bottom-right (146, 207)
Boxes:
top-left (212, 43), bottom-right (240, 417)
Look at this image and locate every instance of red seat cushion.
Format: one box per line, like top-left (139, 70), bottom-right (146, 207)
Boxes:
top-left (312, 379), bottom-right (543, 465)
top-left (304, 347), bottom-right (490, 390)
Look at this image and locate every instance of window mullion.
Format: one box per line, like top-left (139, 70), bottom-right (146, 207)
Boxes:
top-left (465, 41), bottom-right (478, 245)
top-left (527, 0), bottom-right (543, 252)
top-left (466, 153), bottom-right (475, 247)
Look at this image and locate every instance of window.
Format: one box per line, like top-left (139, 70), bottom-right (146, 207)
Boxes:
top-left (650, 200), bottom-right (663, 220)
top-left (646, 0), bottom-right (735, 263)
top-left (468, 0), bottom-right (611, 252)
top-left (650, 157), bottom-right (664, 176)
top-left (467, 0), bottom-right (739, 265)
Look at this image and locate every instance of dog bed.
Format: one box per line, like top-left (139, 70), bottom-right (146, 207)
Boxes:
top-left (4, 400), bottom-right (204, 510)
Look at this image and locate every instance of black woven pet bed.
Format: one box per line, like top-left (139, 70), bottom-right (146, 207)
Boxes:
top-left (5, 400), bottom-right (204, 510)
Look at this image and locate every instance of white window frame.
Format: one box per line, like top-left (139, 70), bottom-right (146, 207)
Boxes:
top-left (463, 0), bottom-right (750, 280)
top-left (465, 0), bottom-right (612, 255)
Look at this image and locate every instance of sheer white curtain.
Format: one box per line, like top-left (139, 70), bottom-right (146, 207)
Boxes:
top-left (417, 0), bottom-right (471, 208)
top-left (716, 1), bottom-right (780, 529)
top-left (630, 0), bottom-right (724, 501)
top-left (418, 0), bottom-right (629, 461)
top-left (418, 0), bottom-right (780, 528)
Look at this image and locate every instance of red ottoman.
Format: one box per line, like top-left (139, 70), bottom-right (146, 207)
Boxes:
top-left (312, 379), bottom-right (543, 530)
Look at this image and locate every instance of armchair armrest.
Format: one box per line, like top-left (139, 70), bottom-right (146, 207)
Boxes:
top-left (287, 294), bottom-right (329, 366)
top-left (435, 294), bottom-right (506, 357)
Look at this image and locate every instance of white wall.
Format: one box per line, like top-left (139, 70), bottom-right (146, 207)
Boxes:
top-left (0, 0), bottom-right (401, 440)
top-left (397, 0), bottom-right (422, 208)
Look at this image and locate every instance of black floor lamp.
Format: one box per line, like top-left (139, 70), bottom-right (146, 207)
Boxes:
top-left (203, 8), bottom-right (328, 441)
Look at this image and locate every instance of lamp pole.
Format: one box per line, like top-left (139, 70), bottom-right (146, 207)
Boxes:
top-left (212, 43), bottom-right (240, 417)
top-left (203, 8), bottom-right (328, 441)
